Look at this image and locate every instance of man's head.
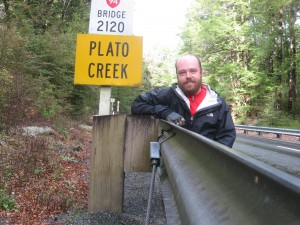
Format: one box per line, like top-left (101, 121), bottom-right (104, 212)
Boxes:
top-left (175, 54), bottom-right (203, 96)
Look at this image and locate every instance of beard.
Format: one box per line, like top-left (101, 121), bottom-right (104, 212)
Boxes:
top-left (178, 79), bottom-right (202, 96)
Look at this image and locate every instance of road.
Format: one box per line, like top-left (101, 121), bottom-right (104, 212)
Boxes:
top-left (233, 134), bottom-right (300, 178)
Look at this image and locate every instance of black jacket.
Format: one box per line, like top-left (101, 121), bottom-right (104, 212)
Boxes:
top-left (131, 83), bottom-right (236, 148)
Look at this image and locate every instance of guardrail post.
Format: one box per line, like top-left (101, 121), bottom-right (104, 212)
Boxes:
top-left (88, 115), bottom-right (159, 214)
top-left (88, 115), bottom-right (127, 213)
top-left (124, 115), bottom-right (159, 172)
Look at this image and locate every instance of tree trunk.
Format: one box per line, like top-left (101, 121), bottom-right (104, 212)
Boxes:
top-left (287, 5), bottom-right (297, 114)
top-left (2, 0), bottom-right (10, 22)
top-left (274, 8), bottom-right (284, 110)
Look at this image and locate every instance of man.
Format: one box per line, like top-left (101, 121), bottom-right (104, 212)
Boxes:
top-left (131, 54), bottom-right (236, 148)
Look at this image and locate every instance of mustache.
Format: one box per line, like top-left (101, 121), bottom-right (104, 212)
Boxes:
top-left (183, 79), bottom-right (196, 85)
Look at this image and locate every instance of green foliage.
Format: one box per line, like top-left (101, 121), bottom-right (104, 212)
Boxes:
top-left (0, 0), bottom-right (96, 129)
top-left (0, 24), bottom-right (42, 128)
top-left (256, 109), bottom-right (300, 129)
top-left (143, 48), bottom-right (178, 88)
top-left (0, 192), bottom-right (15, 211)
top-left (180, 0), bottom-right (300, 125)
top-left (68, 85), bottom-right (99, 117)
top-left (0, 0), bottom-right (298, 128)
top-left (60, 155), bottom-right (78, 162)
top-left (112, 67), bottom-right (153, 113)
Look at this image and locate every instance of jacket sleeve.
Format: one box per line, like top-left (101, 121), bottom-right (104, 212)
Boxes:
top-left (214, 102), bottom-right (236, 148)
top-left (131, 88), bottom-right (174, 119)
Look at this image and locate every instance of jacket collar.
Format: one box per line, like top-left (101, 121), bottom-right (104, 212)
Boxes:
top-left (172, 83), bottom-right (220, 111)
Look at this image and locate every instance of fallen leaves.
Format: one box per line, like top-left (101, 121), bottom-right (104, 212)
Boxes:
top-left (0, 125), bottom-right (91, 224)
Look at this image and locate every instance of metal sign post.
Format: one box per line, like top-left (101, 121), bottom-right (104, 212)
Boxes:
top-left (76, 0), bottom-right (144, 214)
top-left (99, 86), bottom-right (111, 115)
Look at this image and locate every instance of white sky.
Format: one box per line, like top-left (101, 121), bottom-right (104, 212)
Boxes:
top-left (132, 0), bottom-right (193, 53)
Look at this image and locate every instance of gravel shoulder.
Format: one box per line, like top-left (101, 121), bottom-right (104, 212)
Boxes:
top-left (48, 172), bottom-right (167, 225)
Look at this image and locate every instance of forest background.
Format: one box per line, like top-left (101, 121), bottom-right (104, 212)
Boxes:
top-left (0, 0), bottom-right (299, 223)
top-left (0, 0), bottom-right (300, 130)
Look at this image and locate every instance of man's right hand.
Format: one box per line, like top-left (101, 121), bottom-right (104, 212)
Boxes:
top-left (165, 112), bottom-right (186, 126)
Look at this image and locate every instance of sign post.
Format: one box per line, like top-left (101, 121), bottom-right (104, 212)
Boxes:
top-left (77, 0), bottom-right (143, 215)
top-left (77, 0), bottom-right (139, 115)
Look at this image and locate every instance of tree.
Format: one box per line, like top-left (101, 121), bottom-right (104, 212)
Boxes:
top-left (180, 0), bottom-right (299, 124)
top-left (143, 47), bottom-right (178, 88)
top-left (286, 0), bottom-right (298, 114)
top-left (0, 0), bottom-right (98, 129)
top-left (181, 0), bottom-right (258, 119)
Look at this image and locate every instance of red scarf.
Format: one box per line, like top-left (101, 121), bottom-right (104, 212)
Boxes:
top-left (187, 85), bottom-right (207, 116)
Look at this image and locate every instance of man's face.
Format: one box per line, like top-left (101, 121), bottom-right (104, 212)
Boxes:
top-left (176, 55), bottom-right (202, 96)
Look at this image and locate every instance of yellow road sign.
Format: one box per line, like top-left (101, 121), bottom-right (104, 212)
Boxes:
top-left (74, 34), bottom-right (143, 86)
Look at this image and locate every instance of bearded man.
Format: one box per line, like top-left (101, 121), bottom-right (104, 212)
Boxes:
top-left (131, 54), bottom-right (236, 148)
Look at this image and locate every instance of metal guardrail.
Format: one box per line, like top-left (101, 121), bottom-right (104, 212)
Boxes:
top-left (158, 120), bottom-right (300, 225)
top-left (235, 125), bottom-right (300, 139)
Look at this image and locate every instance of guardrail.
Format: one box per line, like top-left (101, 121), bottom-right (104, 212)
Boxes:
top-left (235, 125), bottom-right (300, 139)
top-left (159, 120), bottom-right (300, 225)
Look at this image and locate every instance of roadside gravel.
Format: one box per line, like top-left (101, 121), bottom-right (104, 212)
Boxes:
top-left (49, 172), bottom-right (167, 225)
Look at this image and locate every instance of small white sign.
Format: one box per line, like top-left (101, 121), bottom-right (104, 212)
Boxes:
top-left (89, 0), bottom-right (133, 35)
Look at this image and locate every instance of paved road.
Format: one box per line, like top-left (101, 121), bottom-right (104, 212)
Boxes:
top-left (233, 134), bottom-right (300, 178)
